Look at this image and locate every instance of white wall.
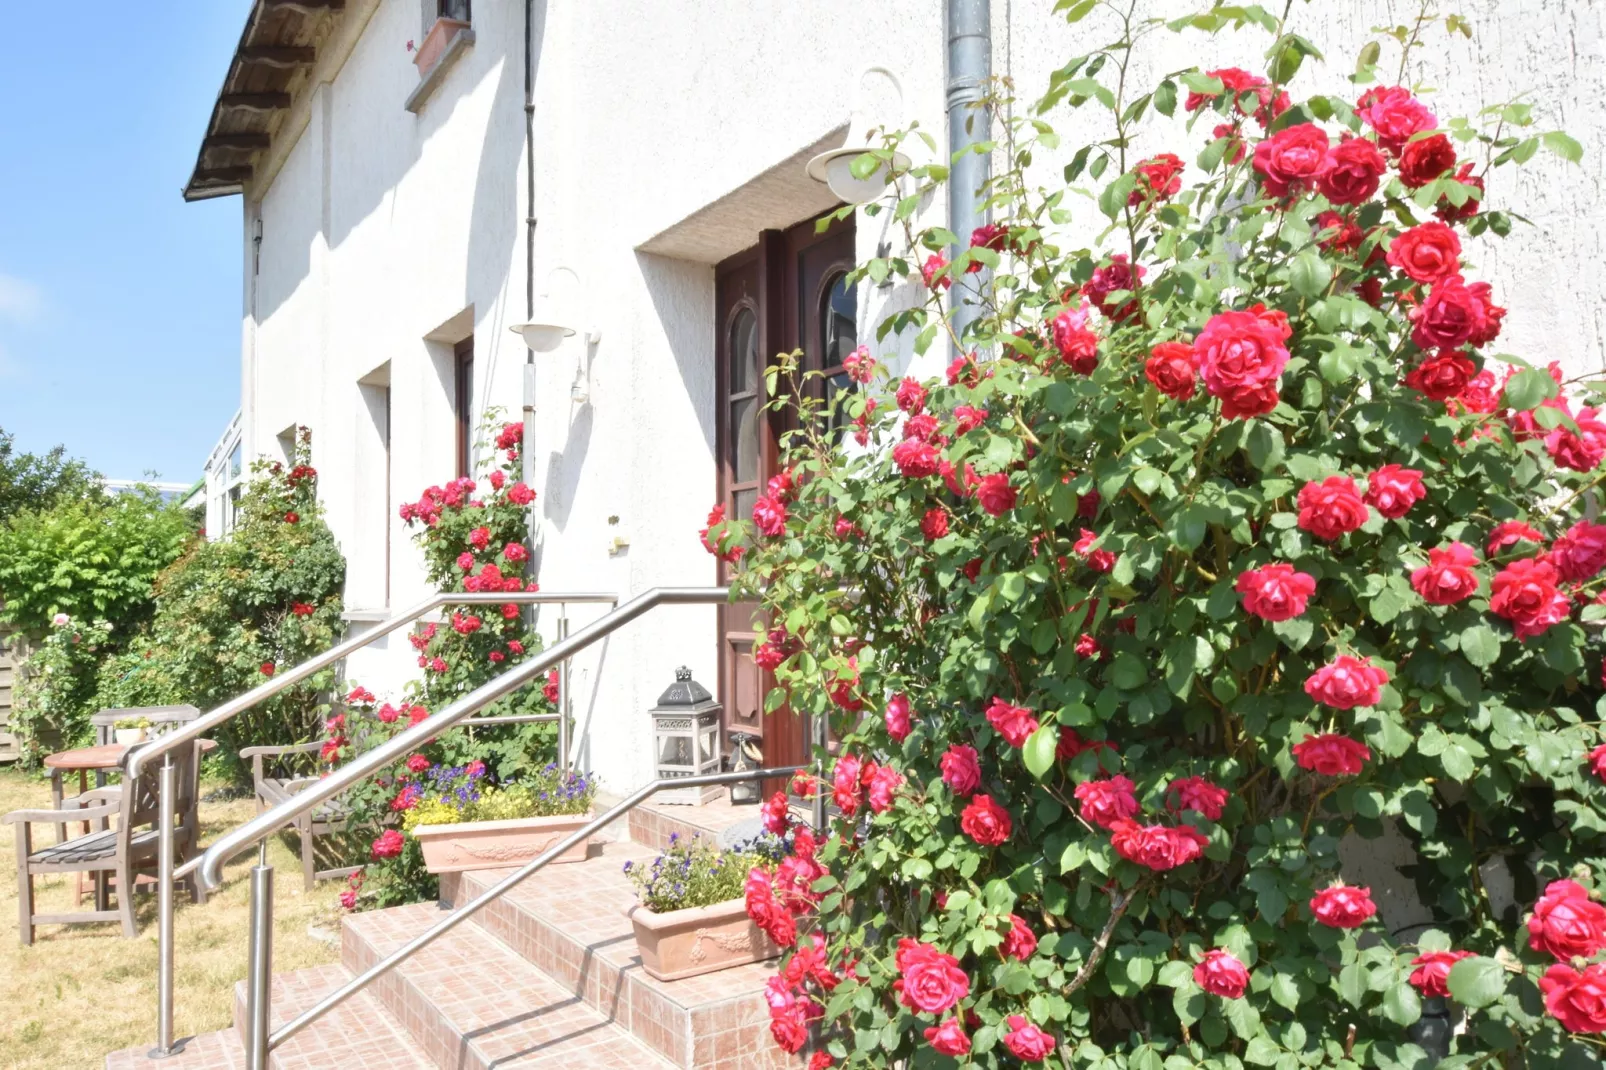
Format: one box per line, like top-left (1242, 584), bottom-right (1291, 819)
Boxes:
top-left (237, 0), bottom-right (1606, 791)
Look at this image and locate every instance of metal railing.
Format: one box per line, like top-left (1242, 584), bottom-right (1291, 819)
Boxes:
top-left (130, 589), bottom-right (619, 1059)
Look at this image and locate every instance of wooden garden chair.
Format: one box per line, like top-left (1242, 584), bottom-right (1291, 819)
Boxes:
top-left (89, 704), bottom-right (203, 747)
top-left (7, 738), bottom-right (205, 944)
top-left (242, 740), bottom-right (359, 891)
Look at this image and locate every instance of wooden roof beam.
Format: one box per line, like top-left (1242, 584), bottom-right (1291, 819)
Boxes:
top-left (219, 93), bottom-right (292, 111)
top-left (238, 45), bottom-right (316, 67)
top-left (192, 166), bottom-right (254, 185)
top-left (202, 132), bottom-right (272, 150)
top-left (262, 0), bottom-right (346, 11)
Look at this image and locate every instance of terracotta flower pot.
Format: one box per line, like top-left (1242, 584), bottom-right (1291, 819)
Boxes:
top-left (627, 896), bottom-right (780, 981)
top-left (412, 812), bottom-right (593, 874)
top-left (413, 17), bottom-right (470, 78)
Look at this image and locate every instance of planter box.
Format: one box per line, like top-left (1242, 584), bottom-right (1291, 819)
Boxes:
top-left (413, 812), bottom-right (593, 874)
top-left (413, 17), bottom-right (470, 79)
top-left (114, 728), bottom-right (149, 746)
top-left (627, 896), bottom-right (780, 982)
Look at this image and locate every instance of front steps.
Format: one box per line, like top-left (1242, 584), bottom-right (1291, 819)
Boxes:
top-left (105, 792), bottom-right (798, 1070)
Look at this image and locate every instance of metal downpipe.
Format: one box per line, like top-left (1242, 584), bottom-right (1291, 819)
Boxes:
top-left (946, 0), bottom-right (993, 353)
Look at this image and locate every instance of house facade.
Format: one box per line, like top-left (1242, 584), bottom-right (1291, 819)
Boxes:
top-left (188, 0), bottom-right (1606, 793)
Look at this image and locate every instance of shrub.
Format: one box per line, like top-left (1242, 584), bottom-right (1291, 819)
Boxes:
top-left (625, 833), bottom-right (786, 914)
top-left (0, 486), bottom-right (193, 639)
top-left (0, 427), bottom-right (101, 524)
top-left (10, 617), bottom-right (114, 764)
top-left (715, 10), bottom-right (1606, 1068)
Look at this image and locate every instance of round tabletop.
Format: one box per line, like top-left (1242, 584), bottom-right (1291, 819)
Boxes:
top-left (43, 744), bottom-right (128, 771)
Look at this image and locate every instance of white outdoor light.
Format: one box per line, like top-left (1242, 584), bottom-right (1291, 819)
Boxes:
top-left (509, 320), bottom-right (574, 352)
top-left (807, 66), bottom-right (911, 205)
top-left (509, 267), bottom-right (598, 352)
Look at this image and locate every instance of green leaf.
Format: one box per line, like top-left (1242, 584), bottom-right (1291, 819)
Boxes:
top-left (1246, 423), bottom-right (1286, 471)
top-left (1111, 653), bottom-right (1147, 690)
top-left (1318, 345), bottom-right (1360, 385)
top-left (1383, 981), bottom-right (1422, 1026)
top-left (1289, 251), bottom-right (1332, 298)
top-left (1269, 972), bottom-right (1300, 1011)
top-left (1502, 368), bottom-right (1559, 412)
top-left (1338, 963), bottom-right (1367, 1007)
top-left (1446, 957), bottom-right (1508, 1008)
top-left (1543, 130), bottom-right (1584, 163)
top-left (1023, 724), bottom-right (1059, 779)
top-left (1459, 624), bottom-right (1502, 668)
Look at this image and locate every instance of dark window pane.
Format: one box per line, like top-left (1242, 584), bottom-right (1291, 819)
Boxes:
top-left (729, 307), bottom-right (756, 395)
top-left (730, 397), bottom-right (759, 483)
top-left (733, 488), bottom-right (758, 528)
top-left (821, 273), bottom-right (857, 369)
top-left (824, 371), bottom-right (854, 438)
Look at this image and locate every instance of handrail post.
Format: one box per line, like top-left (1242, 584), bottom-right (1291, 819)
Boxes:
top-left (556, 611), bottom-right (570, 773)
top-left (149, 752), bottom-right (177, 1058)
top-left (245, 842), bottom-right (274, 1070)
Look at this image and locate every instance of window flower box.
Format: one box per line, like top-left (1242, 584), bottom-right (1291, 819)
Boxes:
top-left (412, 17), bottom-right (470, 80)
top-left (627, 896), bottom-right (779, 981)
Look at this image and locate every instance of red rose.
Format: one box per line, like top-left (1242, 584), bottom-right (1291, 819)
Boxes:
top-left (1110, 821), bottom-right (1208, 872)
top-left (892, 439), bottom-right (940, 478)
top-left (1588, 744), bottom-right (1606, 783)
top-left (1292, 733), bottom-right (1373, 776)
top-left (884, 693), bottom-right (912, 743)
top-left (1527, 879), bottom-right (1606, 961)
top-left (1145, 341), bottom-right (1198, 400)
top-left (1411, 542), bottom-right (1482, 604)
top-left (867, 764), bottom-right (904, 814)
top-left (1404, 349), bottom-right (1476, 401)
top-left (1409, 950), bottom-right (1474, 998)
top-left (1186, 68), bottom-right (1286, 127)
top-left (1235, 562), bottom-right (1317, 621)
top-left (1217, 380), bottom-right (1281, 419)
top-left (1551, 521), bottom-right (1606, 582)
top-left (807, 1053), bottom-right (834, 1070)
top-left (767, 1000), bottom-right (810, 1054)
top-left (1000, 913), bottom-right (1037, 961)
top-left (1165, 776), bottom-right (1229, 821)
top-left (920, 506), bottom-right (949, 541)
top-left (941, 744), bottom-right (982, 797)
top-left (1399, 132), bottom-right (1456, 188)
top-left (291, 602), bottom-right (315, 616)
top-left (1073, 632), bottom-right (1102, 659)
top-left (953, 405), bottom-right (987, 434)
top-left (405, 753), bottom-right (430, 773)
top-left (1540, 963), bottom-right (1606, 1034)
top-left (1130, 152), bottom-right (1185, 205)
top-left (1356, 86), bottom-right (1436, 154)
top-left (842, 345), bottom-right (876, 383)
top-left (1002, 1016), bottom-right (1056, 1062)
top-left (921, 253), bottom-right (952, 291)
top-left (1314, 211), bottom-right (1365, 254)
top-left (1491, 557), bottom-right (1570, 639)
top-left (1410, 276), bottom-right (1487, 350)
top-left (1194, 949), bottom-right (1250, 998)
top-left (745, 869), bottom-right (797, 948)
top-left (751, 494), bottom-right (788, 537)
top-left (1296, 476), bottom-right (1370, 540)
top-left (1252, 123), bottom-right (1329, 200)
top-left (894, 375), bottom-right (928, 414)
top-left (1317, 136), bottom-right (1387, 205)
top-left (1194, 308), bottom-right (1292, 406)
top-left (1051, 301), bottom-right (1100, 373)
top-left (1081, 255), bottom-right (1146, 322)
top-left (1304, 656), bottom-right (1390, 710)
top-left (283, 511), bottom-right (299, 524)
top-left (960, 794), bottom-right (1012, 846)
top-left (370, 829), bottom-right (405, 860)
top-left (1488, 520), bottom-right (1545, 558)
top-left (969, 222), bottom-right (1009, 254)
top-left (260, 661), bottom-right (276, 676)
top-left (507, 481), bottom-right (536, 506)
top-left (1365, 464), bottom-right (1426, 519)
top-left (986, 697), bottom-right (1038, 747)
top-left (973, 473), bottom-right (1016, 516)
top-left (893, 938), bottom-right (971, 1015)
top-left (832, 754), bottom-right (864, 816)
top-left (1074, 528), bottom-right (1116, 572)
top-left (1387, 222), bottom-right (1462, 285)
top-left (1310, 883), bottom-right (1378, 928)
top-left (1546, 406), bottom-right (1606, 473)
top-left (923, 1017), bottom-right (971, 1056)
top-left (759, 791), bottom-right (790, 836)
top-left (1073, 775), bottom-right (1141, 830)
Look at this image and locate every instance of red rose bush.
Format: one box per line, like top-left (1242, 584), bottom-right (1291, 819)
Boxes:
top-left (705, 9), bottom-right (1606, 1068)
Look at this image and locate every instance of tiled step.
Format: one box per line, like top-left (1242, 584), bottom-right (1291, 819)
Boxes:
top-left (624, 789), bottom-right (783, 852)
top-left (444, 842), bottom-right (801, 1070)
top-left (105, 963), bottom-right (434, 1070)
top-left (343, 900), bottom-right (677, 1069)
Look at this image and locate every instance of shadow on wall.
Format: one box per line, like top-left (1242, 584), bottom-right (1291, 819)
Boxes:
top-left (542, 397), bottom-right (594, 536)
top-left (636, 251), bottom-right (718, 459)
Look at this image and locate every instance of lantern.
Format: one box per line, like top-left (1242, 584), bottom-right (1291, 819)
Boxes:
top-left (649, 667), bottom-right (722, 804)
top-left (727, 732), bottom-right (762, 805)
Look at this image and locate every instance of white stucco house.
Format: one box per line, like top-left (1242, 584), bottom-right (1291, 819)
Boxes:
top-left (184, 0), bottom-right (1606, 793)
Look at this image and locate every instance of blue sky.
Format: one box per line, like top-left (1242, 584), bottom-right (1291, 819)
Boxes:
top-left (0, 1), bottom-right (252, 484)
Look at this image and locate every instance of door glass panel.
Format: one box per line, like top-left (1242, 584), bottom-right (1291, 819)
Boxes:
top-left (821, 273), bottom-right (857, 368)
top-left (730, 397), bottom-right (759, 483)
top-left (729, 307), bottom-right (756, 394)
top-left (733, 488), bottom-right (758, 527)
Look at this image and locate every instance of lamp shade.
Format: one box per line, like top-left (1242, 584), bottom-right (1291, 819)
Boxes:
top-left (509, 320), bottom-right (576, 353)
top-left (805, 147), bottom-right (910, 206)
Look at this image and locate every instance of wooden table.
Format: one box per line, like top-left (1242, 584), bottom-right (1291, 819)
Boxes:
top-left (44, 743), bottom-right (127, 844)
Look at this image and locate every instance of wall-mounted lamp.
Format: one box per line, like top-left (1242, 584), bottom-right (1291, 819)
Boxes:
top-left (509, 267), bottom-right (600, 353)
top-left (806, 66), bottom-right (911, 206)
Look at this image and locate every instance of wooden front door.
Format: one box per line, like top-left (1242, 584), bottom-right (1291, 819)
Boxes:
top-left (716, 211), bottom-right (856, 794)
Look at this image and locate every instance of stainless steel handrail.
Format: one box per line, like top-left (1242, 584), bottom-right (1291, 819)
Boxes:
top-left (126, 590), bottom-right (618, 779)
top-left (139, 589), bottom-right (618, 1059)
top-left (191, 586), bottom-right (728, 889)
top-left (265, 764), bottom-right (803, 1055)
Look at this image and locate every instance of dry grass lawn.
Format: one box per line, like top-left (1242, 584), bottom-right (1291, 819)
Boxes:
top-left (0, 767), bottom-right (342, 1069)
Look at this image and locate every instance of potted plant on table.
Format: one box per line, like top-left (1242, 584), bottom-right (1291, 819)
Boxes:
top-left (406, 761), bottom-right (597, 873)
top-left (625, 832), bottom-right (788, 981)
top-left (112, 715), bottom-right (151, 745)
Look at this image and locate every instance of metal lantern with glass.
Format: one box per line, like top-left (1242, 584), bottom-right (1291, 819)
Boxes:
top-left (649, 668), bottom-right (722, 804)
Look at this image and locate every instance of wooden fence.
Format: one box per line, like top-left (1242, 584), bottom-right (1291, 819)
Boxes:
top-left (0, 623), bottom-right (21, 761)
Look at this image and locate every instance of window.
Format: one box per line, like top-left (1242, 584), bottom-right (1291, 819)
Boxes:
top-left (358, 365), bottom-right (393, 609)
top-left (438, 0), bottom-right (470, 21)
top-left (454, 336), bottom-right (474, 478)
top-left (818, 271), bottom-right (859, 437)
top-left (726, 306), bottom-right (761, 529)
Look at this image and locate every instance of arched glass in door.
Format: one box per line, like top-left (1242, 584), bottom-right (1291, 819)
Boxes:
top-left (726, 305), bottom-right (761, 524)
top-left (818, 271), bottom-right (858, 435)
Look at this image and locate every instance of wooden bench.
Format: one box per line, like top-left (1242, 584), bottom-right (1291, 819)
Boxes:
top-left (243, 742), bottom-right (361, 891)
